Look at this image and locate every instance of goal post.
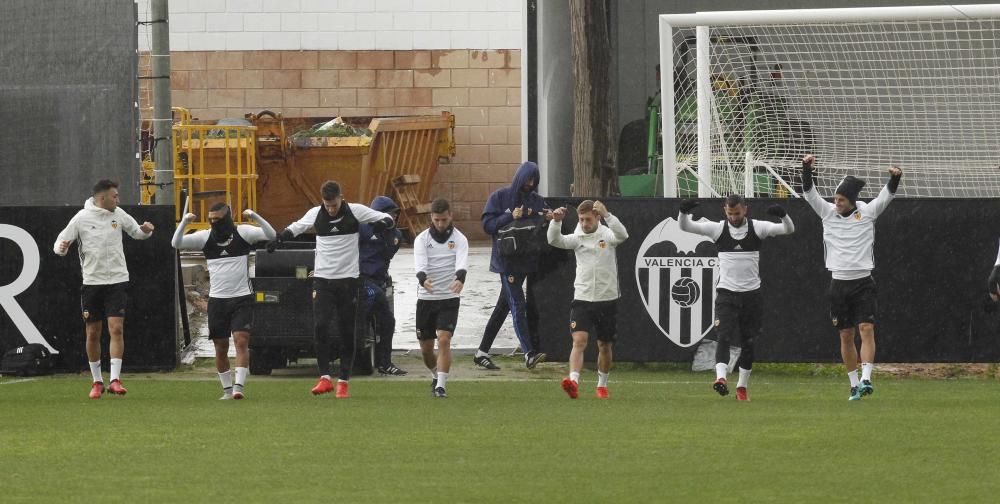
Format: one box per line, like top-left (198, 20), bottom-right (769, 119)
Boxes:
top-left (659, 4), bottom-right (1000, 199)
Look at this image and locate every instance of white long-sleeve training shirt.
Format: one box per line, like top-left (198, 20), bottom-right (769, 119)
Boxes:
top-left (286, 203), bottom-right (392, 280)
top-left (678, 212), bottom-right (795, 292)
top-left (547, 213), bottom-right (629, 302)
top-left (53, 198), bottom-right (153, 285)
top-left (803, 184), bottom-right (895, 280)
top-left (172, 211), bottom-right (276, 298)
top-left (414, 226), bottom-right (469, 301)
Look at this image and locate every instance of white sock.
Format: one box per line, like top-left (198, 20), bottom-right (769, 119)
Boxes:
top-left (848, 369), bottom-right (860, 387)
top-left (715, 362), bottom-right (728, 381)
top-left (89, 361), bottom-right (102, 383)
top-left (110, 358), bottom-right (122, 382)
top-left (321, 374), bottom-right (332, 381)
top-left (569, 371), bottom-right (581, 383)
top-left (235, 367), bottom-right (248, 387)
top-left (337, 378), bottom-right (349, 384)
top-left (597, 371), bottom-right (609, 388)
top-left (436, 372), bottom-right (448, 390)
top-left (475, 350), bottom-right (489, 358)
top-left (219, 370), bottom-right (233, 390)
top-left (737, 367), bottom-right (751, 388)
top-left (860, 362), bottom-right (873, 381)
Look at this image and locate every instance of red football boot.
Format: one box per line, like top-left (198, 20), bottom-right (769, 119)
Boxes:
top-left (561, 378), bottom-right (579, 399)
top-left (88, 382), bottom-right (105, 400)
top-left (334, 380), bottom-right (350, 399)
top-left (736, 386), bottom-right (749, 402)
top-left (596, 386), bottom-right (610, 399)
top-left (311, 377), bottom-right (334, 395)
top-left (108, 379), bottom-right (127, 396)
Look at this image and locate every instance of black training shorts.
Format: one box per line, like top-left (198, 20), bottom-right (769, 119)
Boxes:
top-left (569, 299), bottom-right (618, 342)
top-left (415, 298), bottom-right (460, 340)
top-left (829, 276), bottom-right (877, 329)
top-left (80, 282), bottom-right (128, 322)
top-left (207, 295), bottom-right (255, 339)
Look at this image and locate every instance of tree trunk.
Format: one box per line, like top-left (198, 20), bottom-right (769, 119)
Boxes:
top-left (569, 0), bottom-right (617, 197)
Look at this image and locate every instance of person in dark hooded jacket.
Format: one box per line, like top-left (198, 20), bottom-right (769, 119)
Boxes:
top-left (358, 196), bottom-right (407, 375)
top-left (477, 161), bottom-right (549, 369)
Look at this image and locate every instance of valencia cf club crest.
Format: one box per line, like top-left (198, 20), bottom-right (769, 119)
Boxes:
top-left (111, 220), bottom-right (118, 230)
top-left (598, 240), bottom-right (607, 249)
top-left (507, 275), bottom-right (515, 283)
top-left (82, 310), bottom-right (90, 320)
top-left (448, 241), bottom-right (455, 249)
top-left (634, 217), bottom-right (719, 348)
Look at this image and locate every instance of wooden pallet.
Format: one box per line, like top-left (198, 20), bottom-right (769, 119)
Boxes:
top-left (392, 174), bottom-right (431, 241)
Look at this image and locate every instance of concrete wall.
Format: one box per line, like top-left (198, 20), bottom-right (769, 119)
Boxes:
top-left (138, 0), bottom-right (523, 51)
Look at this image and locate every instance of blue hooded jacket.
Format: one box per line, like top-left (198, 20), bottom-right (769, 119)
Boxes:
top-left (481, 161), bottom-right (546, 274)
top-left (359, 196), bottom-right (402, 282)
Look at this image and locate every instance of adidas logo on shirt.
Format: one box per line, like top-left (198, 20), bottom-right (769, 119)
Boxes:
top-left (734, 244), bottom-right (743, 250)
top-left (220, 250), bottom-right (229, 256)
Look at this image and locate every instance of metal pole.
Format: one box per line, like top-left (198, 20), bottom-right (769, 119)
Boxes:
top-left (696, 25), bottom-right (712, 198)
top-left (151, 0), bottom-right (173, 204)
top-left (658, 16), bottom-right (677, 198)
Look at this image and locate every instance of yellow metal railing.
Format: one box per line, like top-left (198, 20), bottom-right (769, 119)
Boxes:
top-left (172, 124), bottom-right (258, 230)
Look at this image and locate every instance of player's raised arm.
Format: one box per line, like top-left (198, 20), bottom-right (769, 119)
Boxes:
top-left (677, 199), bottom-right (723, 239)
top-left (595, 201), bottom-right (628, 246)
top-left (546, 207), bottom-right (579, 250)
top-left (237, 209), bottom-right (277, 244)
top-left (801, 154), bottom-right (835, 217)
top-left (171, 213), bottom-right (210, 250)
top-left (755, 205), bottom-right (795, 238)
top-left (865, 165), bottom-right (902, 219)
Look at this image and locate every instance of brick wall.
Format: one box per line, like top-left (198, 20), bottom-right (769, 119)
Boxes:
top-left (163, 49), bottom-right (520, 240)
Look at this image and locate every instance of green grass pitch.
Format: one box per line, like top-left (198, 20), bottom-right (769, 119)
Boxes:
top-left (2, 360), bottom-right (999, 503)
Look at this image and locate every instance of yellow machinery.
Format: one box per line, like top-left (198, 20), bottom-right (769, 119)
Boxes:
top-left (251, 111), bottom-right (455, 232)
top-left (172, 123), bottom-right (258, 231)
top-left (143, 109), bottom-right (454, 235)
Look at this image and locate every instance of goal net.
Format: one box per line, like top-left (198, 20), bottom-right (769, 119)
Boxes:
top-left (659, 5), bottom-right (1000, 198)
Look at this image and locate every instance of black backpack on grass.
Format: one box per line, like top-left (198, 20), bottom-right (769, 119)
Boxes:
top-left (0, 343), bottom-right (54, 377)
